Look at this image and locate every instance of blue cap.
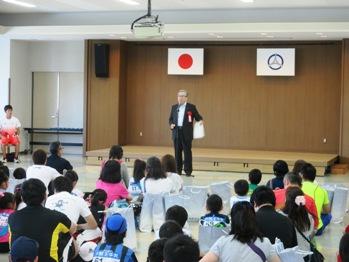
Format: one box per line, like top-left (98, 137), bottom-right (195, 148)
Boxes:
top-left (10, 236), bottom-right (39, 262)
top-left (106, 213), bottom-right (127, 234)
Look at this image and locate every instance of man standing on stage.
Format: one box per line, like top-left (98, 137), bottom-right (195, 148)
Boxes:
top-left (0, 105), bottom-right (21, 163)
top-left (169, 90), bottom-right (203, 177)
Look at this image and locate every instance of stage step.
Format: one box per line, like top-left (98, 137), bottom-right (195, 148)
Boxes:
top-left (86, 146), bottom-right (337, 176)
top-left (331, 164), bottom-right (349, 175)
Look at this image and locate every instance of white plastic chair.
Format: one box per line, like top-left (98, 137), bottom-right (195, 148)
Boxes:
top-left (182, 186), bottom-right (209, 221)
top-left (210, 181), bottom-right (232, 214)
top-left (139, 193), bottom-right (165, 233)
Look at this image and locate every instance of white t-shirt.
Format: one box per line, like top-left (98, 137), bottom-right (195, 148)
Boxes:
top-left (72, 188), bottom-right (84, 198)
top-left (210, 235), bottom-right (277, 262)
top-left (0, 116), bottom-right (21, 135)
top-left (45, 191), bottom-right (91, 223)
top-left (230, 195), bottom-right (250, 208)
top-left (166, 172), bottom-right (183, 193)
top-left (144, 177), bottom-right (176, 194)
top-left (26, 165), bottom-right (61, 192)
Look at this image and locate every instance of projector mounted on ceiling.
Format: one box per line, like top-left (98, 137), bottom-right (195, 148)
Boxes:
top-left (131, 0), bottom-right (164, 38)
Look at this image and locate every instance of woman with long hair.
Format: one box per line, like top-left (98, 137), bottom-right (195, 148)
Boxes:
top-left (96, 160), bottom-right (132, 207)
top-left (144, 156), bottom-right (175, 194)
top-left (161, 154), bottom-right (183, 193)
top-left (200, 201), bottom-right (280, 262)
top-left (128, 159), bottom-right (146, 198)
top-left (282, 187), bottom-right (314, 258)
top-left (101, 145), bottom-right (130, 188)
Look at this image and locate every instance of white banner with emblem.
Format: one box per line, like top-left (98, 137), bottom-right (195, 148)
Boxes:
top-left (256, 48), bottom-right (295, 76)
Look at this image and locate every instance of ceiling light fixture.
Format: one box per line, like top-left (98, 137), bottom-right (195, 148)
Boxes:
top-left (320, 35), bottom-right (328, 38)
top-left (2, 0), bottom-right (35, 8)
top-left (260, 33), bottom-right (268, 36)
top-left (240, 0), bottom-right (254, 3)
top-left (315, 32), bottom-right (323, 35)
top-left (266, 35), bottom-right (274, 38)
top-left (118, 0), bottom-right (140, 5)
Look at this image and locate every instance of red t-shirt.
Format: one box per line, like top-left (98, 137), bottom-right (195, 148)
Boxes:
top-left (274, 188), bottom-right (319, 229)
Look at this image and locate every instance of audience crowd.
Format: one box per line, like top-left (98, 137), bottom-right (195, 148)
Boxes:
top-left (0, 142), bottom-right (347, 262)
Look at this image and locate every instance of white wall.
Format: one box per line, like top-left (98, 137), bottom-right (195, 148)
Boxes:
top-left (10, 40), bottom-right (84, 152)
top-left (0, 38), bottom-right (10, 111)
top-left (29, 41), bottom-right (84, 72)
top-left (10, 40), bottom-right (30, 151)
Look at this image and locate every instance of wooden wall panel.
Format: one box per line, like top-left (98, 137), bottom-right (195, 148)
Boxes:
top-left (86, 40), bottom-right (127, 151)
top-left (125, 42), bottom-right (342, 153)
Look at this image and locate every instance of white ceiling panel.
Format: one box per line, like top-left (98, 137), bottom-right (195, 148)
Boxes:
top-left (1, 0), bottom-right (349, 13)
top-left (3, 22), bottom-right (349, 41)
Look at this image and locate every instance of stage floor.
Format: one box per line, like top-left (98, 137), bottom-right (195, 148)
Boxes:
top-left (86, 145), bottom-right (338, 176)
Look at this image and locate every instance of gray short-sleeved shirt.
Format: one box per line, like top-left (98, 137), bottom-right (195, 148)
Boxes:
top-left (210, 235), bottom-right (277, 262)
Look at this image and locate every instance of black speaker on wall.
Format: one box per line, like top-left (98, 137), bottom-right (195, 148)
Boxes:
top-left (94, 43), bottom-right (110, 78)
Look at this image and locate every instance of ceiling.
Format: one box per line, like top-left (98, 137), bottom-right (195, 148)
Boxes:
top-left (1, 0), bottom-right (349, 13)
top-left (1, 0), bottom-right (349, 41)
top-left (4, 22), bottom-right (349, 41)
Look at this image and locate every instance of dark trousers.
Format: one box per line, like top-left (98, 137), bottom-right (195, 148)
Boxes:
top-left (174, 128), bottom-right (192, 175)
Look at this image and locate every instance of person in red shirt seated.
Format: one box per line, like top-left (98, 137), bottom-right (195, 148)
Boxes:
top-left (274, 172), bottom-right (319, 230)
top-left (0, 105), bottom-right (21, 163)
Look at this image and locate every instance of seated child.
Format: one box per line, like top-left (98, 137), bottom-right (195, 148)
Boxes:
top-left (92, 213), bottom-right (138, 262)
top-left (200, 194), bottom-right (230, 228)
top-left (7, 167), bottom-right (26, 194)
top-left (0, 165), bottom-right (9, 178)
top-left (230, 179), bottom-right (250, 208)
top-left (65, 170), bottom-right (84, 198)
top-left (0, 192), bottom-right (15, 252)
top-left (0, 172), bottom-right (9, 193)
top-left (128, 159), bottom-right (146, 199)
top-left (248, 169), bottom-right (262, 195)
top-left (159, 220), bottom-right (183, 239)
top-left (165, 205), bottom-right (191, 236)
top-left (90, 189), bottom-right (107, 228)
top-left (147, 238), bottom-right (168, 262)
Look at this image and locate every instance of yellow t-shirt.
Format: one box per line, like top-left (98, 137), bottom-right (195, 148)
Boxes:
top-left (302, 181), bottom-right (330, 229)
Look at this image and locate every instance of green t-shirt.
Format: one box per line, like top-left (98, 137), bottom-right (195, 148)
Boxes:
top-left (248, 183), bottom-right (258, 195)
top-left (302, 181), bottom-right (330, 229)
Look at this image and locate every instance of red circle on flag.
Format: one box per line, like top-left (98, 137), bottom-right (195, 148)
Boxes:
top-left (178, 54), bottom-right (193, 69)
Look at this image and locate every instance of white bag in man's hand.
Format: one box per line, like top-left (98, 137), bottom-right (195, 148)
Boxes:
top-left (194, 121), bottom-right (205, 139)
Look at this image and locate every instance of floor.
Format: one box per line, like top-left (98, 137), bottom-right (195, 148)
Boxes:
top-left (3, 153), bottom-right (349, 261)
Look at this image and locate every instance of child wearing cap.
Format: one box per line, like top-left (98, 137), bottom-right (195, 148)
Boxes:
top-left (93, 213), bottom-right (138, 262)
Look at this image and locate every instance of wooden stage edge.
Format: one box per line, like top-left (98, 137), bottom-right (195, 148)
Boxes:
top-left (86, 146), bottom-right (338, 176)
